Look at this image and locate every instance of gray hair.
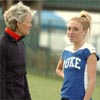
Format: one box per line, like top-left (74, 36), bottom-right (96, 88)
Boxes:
top-left (3, 1), bottom-right (33, 31)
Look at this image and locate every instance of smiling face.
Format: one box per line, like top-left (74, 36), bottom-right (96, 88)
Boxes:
top-left (67, 20), bottom-right (87, 44)
top-left (16, 14), bottom-right (33, 36)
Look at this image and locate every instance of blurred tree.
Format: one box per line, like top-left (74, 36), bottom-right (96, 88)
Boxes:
top-left (42, 0), bottom-right (100, 12)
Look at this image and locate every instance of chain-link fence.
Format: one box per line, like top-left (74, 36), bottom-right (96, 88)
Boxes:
top-left (0, 11), bottom-right (100, 77)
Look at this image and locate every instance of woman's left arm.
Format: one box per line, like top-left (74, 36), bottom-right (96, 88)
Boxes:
top-left (83, 53), bottom-right (97, 100)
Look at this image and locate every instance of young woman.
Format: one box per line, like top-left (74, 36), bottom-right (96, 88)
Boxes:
top-left (0, 1), bottom-right (33, 100)
top-left (56, 11), bottom-right (99, 100)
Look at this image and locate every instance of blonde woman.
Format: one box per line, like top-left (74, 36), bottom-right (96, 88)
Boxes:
top-left (0, 2), bottom-right (33, 100)
top-left (56, 11), bottom-right (99, 100)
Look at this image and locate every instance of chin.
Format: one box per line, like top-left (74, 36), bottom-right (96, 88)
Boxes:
top-left (25, 33), bottom-right (30, 36)
top-left (69, 39), bottom-right (73, 42)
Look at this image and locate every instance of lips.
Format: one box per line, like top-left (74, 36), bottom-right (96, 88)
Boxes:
top-left (68, 36), bottom-right (75, 42)
top-left (69, 36), bottom-right (74, 39)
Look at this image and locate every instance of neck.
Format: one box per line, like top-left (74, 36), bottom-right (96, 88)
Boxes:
top-left (15, 28), bottom-right (23, 36)
top-left (73, 40), bottom-right (85, 50)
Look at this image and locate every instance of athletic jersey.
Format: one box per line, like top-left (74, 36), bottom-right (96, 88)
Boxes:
top-left (61, 42), bottom-right (99, 100)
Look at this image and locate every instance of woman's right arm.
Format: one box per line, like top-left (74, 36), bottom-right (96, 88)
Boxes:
top-left (56, 58), bottom-right (64, 78)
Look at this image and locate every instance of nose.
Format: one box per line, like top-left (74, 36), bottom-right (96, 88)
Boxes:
top-left (67, 29), bottom-right (73, 36)
top-left (30, 23), bottom-right (32, 28)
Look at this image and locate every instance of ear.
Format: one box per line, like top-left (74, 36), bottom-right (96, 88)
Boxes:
top-left (17, 22), bottom-right (21, 28)
top-left (85, 29), bottom-right (88, 33)
top-left (83, 29), bottom-right (88, 35)
top-left (83, 29), bottom-right (88, 38)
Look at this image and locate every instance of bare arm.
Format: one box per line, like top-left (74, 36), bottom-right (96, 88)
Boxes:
top-left (83, 53), bottom-right (97, 100)
top-left (56, 58), bottom-right (64, 78)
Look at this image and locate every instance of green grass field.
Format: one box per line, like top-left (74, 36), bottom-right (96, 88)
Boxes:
top-left (27, 72), bottom-right (100, 100)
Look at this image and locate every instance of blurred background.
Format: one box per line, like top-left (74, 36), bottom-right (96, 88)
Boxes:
top-left (0, 0), bottom-right (100, 100)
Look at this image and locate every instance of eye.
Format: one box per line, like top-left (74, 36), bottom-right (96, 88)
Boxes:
top-left (67, 26), bottom-right (79, 31)
top-left (73, 27), bottom-right (79, 31)
top-left (67, 27), bottom-right (71, 31)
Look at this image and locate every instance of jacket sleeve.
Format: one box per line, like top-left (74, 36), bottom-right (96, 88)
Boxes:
top-left (0, 42), bottom-right (7, 99)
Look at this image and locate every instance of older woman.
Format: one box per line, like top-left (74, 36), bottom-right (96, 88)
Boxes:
top-left (0, 1), bottom-right (33, 100)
